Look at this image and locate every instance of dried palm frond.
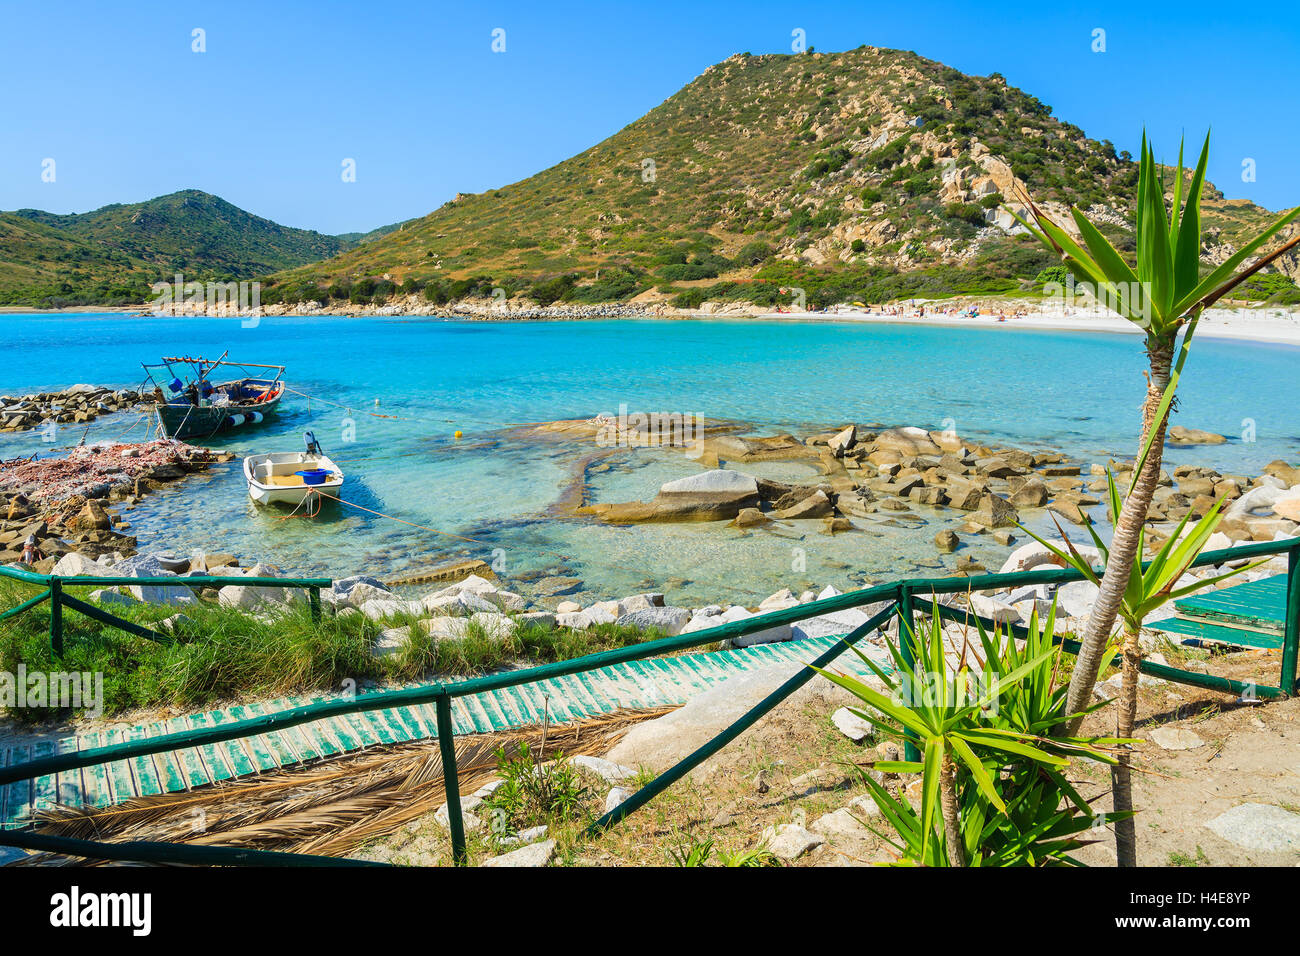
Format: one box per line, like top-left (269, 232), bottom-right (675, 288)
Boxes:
top-left (23, 707), bottom-right (669, 864)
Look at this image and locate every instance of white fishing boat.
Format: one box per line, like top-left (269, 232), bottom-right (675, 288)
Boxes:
top-left (244, 432), bottom-right (343, 508)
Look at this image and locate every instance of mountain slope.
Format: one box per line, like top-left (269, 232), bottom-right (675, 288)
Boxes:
top-left (273, 47), bottom-right (1298, 309)
top-left (0, 190), bottom-right (384, 307)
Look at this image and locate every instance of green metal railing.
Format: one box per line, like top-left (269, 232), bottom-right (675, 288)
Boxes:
top-left (0, 565), bottom-right (329, 653)
top-left (0, 536), bottom-right (1296, 866)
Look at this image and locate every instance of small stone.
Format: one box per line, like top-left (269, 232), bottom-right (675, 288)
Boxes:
top-left (831, 707), bottom-right (875, 743)
top-left (933, 529), bottom-right (959, 553)
top-left (1149, 727), bottom-right (1205, 751)
top-left (605, 787), bottom-right (632, 814)
top-left (761, 824), bottom-right (825, 861)
top-left (1205, 803), bottom-right (1300, 852)
top-left (482, 838), bottom-right (557, 867)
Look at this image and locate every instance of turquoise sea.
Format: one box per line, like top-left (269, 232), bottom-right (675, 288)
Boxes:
top-left (2, 312), bottom-right (1297, 604)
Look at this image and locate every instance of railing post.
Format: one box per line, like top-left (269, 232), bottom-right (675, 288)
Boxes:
top-left (435, 691), bottom-right (467, 865)
top-left (309, 586), bottom-right (321, 623)
top-left (1282, 544), bottom-right (1300, 697)
top-left (897, 583), bottom-right (920, 763)
top-left (48, 576), bottom-right (63, 658)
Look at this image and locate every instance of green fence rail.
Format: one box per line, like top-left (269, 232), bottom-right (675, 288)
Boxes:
top-left (0, 564), bottom-right (329, 653)
top-left (1, 536), bottom-right (1296, 866)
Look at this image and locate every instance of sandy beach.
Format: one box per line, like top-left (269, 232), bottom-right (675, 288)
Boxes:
top-left (750, 304), bottom-right (1300, 346)
top-left (6, 300), bottom-right (1300, 346)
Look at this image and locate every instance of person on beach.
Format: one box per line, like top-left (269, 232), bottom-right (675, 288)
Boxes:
top-left (20, 534), bottom-right (43, 565)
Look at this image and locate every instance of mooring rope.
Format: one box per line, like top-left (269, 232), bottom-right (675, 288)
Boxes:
top-left (313, 490), bottom-right (484, 544)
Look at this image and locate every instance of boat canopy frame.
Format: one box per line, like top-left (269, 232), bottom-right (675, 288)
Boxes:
top-left (140, 351), bottom-right (286, 397)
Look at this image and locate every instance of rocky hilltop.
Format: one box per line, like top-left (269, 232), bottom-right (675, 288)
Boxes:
top-left (269, 47), bottom-right (1299, 311)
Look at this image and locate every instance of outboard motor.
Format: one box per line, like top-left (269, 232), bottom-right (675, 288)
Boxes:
top-left (304, 430), bottom-right (323, 457)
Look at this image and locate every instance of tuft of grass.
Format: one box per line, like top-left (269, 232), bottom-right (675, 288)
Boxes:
top-left (1168, 846), bottom-right (1210, 867)
top-left (0, 578), bottom-right (672, 722)
top-left (482, 743), bottom-right (595, 835)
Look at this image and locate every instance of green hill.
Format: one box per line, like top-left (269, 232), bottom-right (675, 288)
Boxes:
top-left (270, 47), bottom-right (1298, 309)
top-left (0, 190), bottom-right (389, 308)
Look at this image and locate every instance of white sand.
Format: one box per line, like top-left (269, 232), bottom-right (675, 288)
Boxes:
top-left (751, 304), bottom-right (1300, 346)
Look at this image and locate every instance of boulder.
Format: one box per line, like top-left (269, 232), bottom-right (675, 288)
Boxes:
top-left (969, 592), bottom-right (1021, 624)
top-left (1168, 426), bottom-right (1227, 445)
top-left (128, 576), bottom-right (198, 607)
top-left (1227, 485), bottom-right (1282, 518)
top-left (731, 507), bottom-right (771, 528)
top-left (615, 606), bottom-right (691, 635)
top-left (420, 588), bottom-right (498, 615)
top-left (1056, 580), bottom-right (1100, 619)
top-left (89, 588), bottom-right (138, 607)
top-left (972, 494), bottom-right (1018, 528)
top-left (373, 626), bottom-right (411, 658)
top-left (621, 592), bottom-right (664, 612)
top-left (218, 585), bottom-right (274, 610)
top-left (827, 425), bottom-right (857, 458)
top-left (1000, 540), bottom-right (1101, 574)
top-left (791, 605), bottom-right (886, 641)
top-left (660, 469), bottom-right (759, 497)
top-left (758, 588), bottom-right (798, 611)
top-left (835, 488), bottom-right (876, 517)
top-left (421, 617), bottom-right (473, 640)
top-left (332, 575), bottom-right (390, 603)
top-left (874, 427), bottom-right (941, 457)
top-left (1272, 489), bottom-right (1300, 523)
top-left (469, 611), bottom-right (516, 639)
top-left (52, 552), bottom-right (111, 577)
top-left (77, 499), bottom-right (111, 531)
top-left (597, 469), bottom-right (760, 522)
top-left (517, 610), bottom-right (557, 629)
top-left (1205, 803), bottom-right (1300, 852)
top-left (571, 755), bottom-right (637, 783)
top-left (359, 598), bottom-right (412, 621)
top-left (723, 606), bottom-right (793, 646)
top-left (934, 529), bottom-right (959, 553)
top-left (771, 489), bottom-right (833, 519)
top-left (1009, 478), bottom-right (1049, 508)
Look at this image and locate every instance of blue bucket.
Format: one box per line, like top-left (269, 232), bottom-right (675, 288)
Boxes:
top-left (295, 469), bottom-right (330, 486)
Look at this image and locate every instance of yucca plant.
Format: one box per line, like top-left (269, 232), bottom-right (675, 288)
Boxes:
top-left (1012, 132), bottom-right (1300, 729)
top-left (816, 604), bottom-right (1127, 866)
top-left (1020, 471), bottom-right (1265, 865)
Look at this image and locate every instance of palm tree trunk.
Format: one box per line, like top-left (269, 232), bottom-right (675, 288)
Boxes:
top-left (939, 753), bottom-right (966, 867)
top-left (1063, 340), bottom-right (1174, 731)
top-left (1112, 622), bottom-right (1142, 866)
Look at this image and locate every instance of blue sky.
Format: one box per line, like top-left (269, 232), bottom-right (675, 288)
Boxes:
top-left (2, 0), bottom-right (1296, 235)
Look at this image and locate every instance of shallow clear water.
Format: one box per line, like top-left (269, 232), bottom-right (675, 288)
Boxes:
top-left (2, 312), bottom-right (1297, 604)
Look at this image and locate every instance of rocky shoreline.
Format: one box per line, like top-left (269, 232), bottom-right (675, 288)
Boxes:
top-left (0, 439), bottom-right (236, 566)
top-left (0, 384), bottom-right (146, 434)
top-left (4, 404), bottom-right (1297, 677)
top-left (573, 420), bottom-right (1297, 556)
